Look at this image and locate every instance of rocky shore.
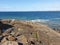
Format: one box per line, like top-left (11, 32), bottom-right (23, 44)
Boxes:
top-left (0, 19), bottom-right (60, 45)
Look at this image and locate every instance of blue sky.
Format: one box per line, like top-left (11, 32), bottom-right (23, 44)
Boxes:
top-left (0, 0), bottom-right (60, 11)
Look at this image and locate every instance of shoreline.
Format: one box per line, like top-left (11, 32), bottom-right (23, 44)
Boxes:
top-left (0, 19), bottom-right (60, 32)
top-left (0, 19), bottom-right (60, 33)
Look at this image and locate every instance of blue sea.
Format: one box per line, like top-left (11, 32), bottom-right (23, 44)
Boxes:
top-left (0, 11), bottom-right (60, 23)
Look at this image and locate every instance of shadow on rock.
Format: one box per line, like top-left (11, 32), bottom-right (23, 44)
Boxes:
top-left (0, 21), bottom-right (13, 32)
top-left (18, 43), bottom-right (23, 45)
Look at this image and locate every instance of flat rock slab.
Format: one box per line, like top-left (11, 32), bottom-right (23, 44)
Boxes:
top-left (1, 41), bottom-right (18, 45)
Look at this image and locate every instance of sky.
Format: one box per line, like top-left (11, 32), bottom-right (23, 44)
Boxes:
top-left (0, 0), bottom-right (60, 11)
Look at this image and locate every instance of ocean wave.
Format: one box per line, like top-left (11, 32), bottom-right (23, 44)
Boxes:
top-left (50, 18), bottom-right (60, 20)
top-left (54, 18), bottom-right (60, 19)
top-left (29, 19), bottom-right (49, 23)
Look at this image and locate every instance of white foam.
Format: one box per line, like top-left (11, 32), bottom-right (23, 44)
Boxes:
top-left (11, 19), bottom-right (15, 22)
top-left (29, 19), bottom-right (49, 23)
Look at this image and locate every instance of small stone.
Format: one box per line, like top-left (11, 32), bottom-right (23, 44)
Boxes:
top-left (18, 28), bottom-right (21, 31)
top-left (7, 35), bottom-right (16, 41)
top-left (18, 28), bottom-right (23, 31)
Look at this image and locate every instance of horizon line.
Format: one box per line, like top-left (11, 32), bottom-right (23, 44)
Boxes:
top-left (0, 11), bottom-right (60, 12)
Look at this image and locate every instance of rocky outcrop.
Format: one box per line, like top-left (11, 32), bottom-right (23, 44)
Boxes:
top-left (0, 19), bottom-right (60, 45)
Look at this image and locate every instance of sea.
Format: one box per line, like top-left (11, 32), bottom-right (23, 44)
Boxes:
top-left (0, 11), bottom-right (60, 29)
top-left (0, 11), bottom-right (60, 22)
